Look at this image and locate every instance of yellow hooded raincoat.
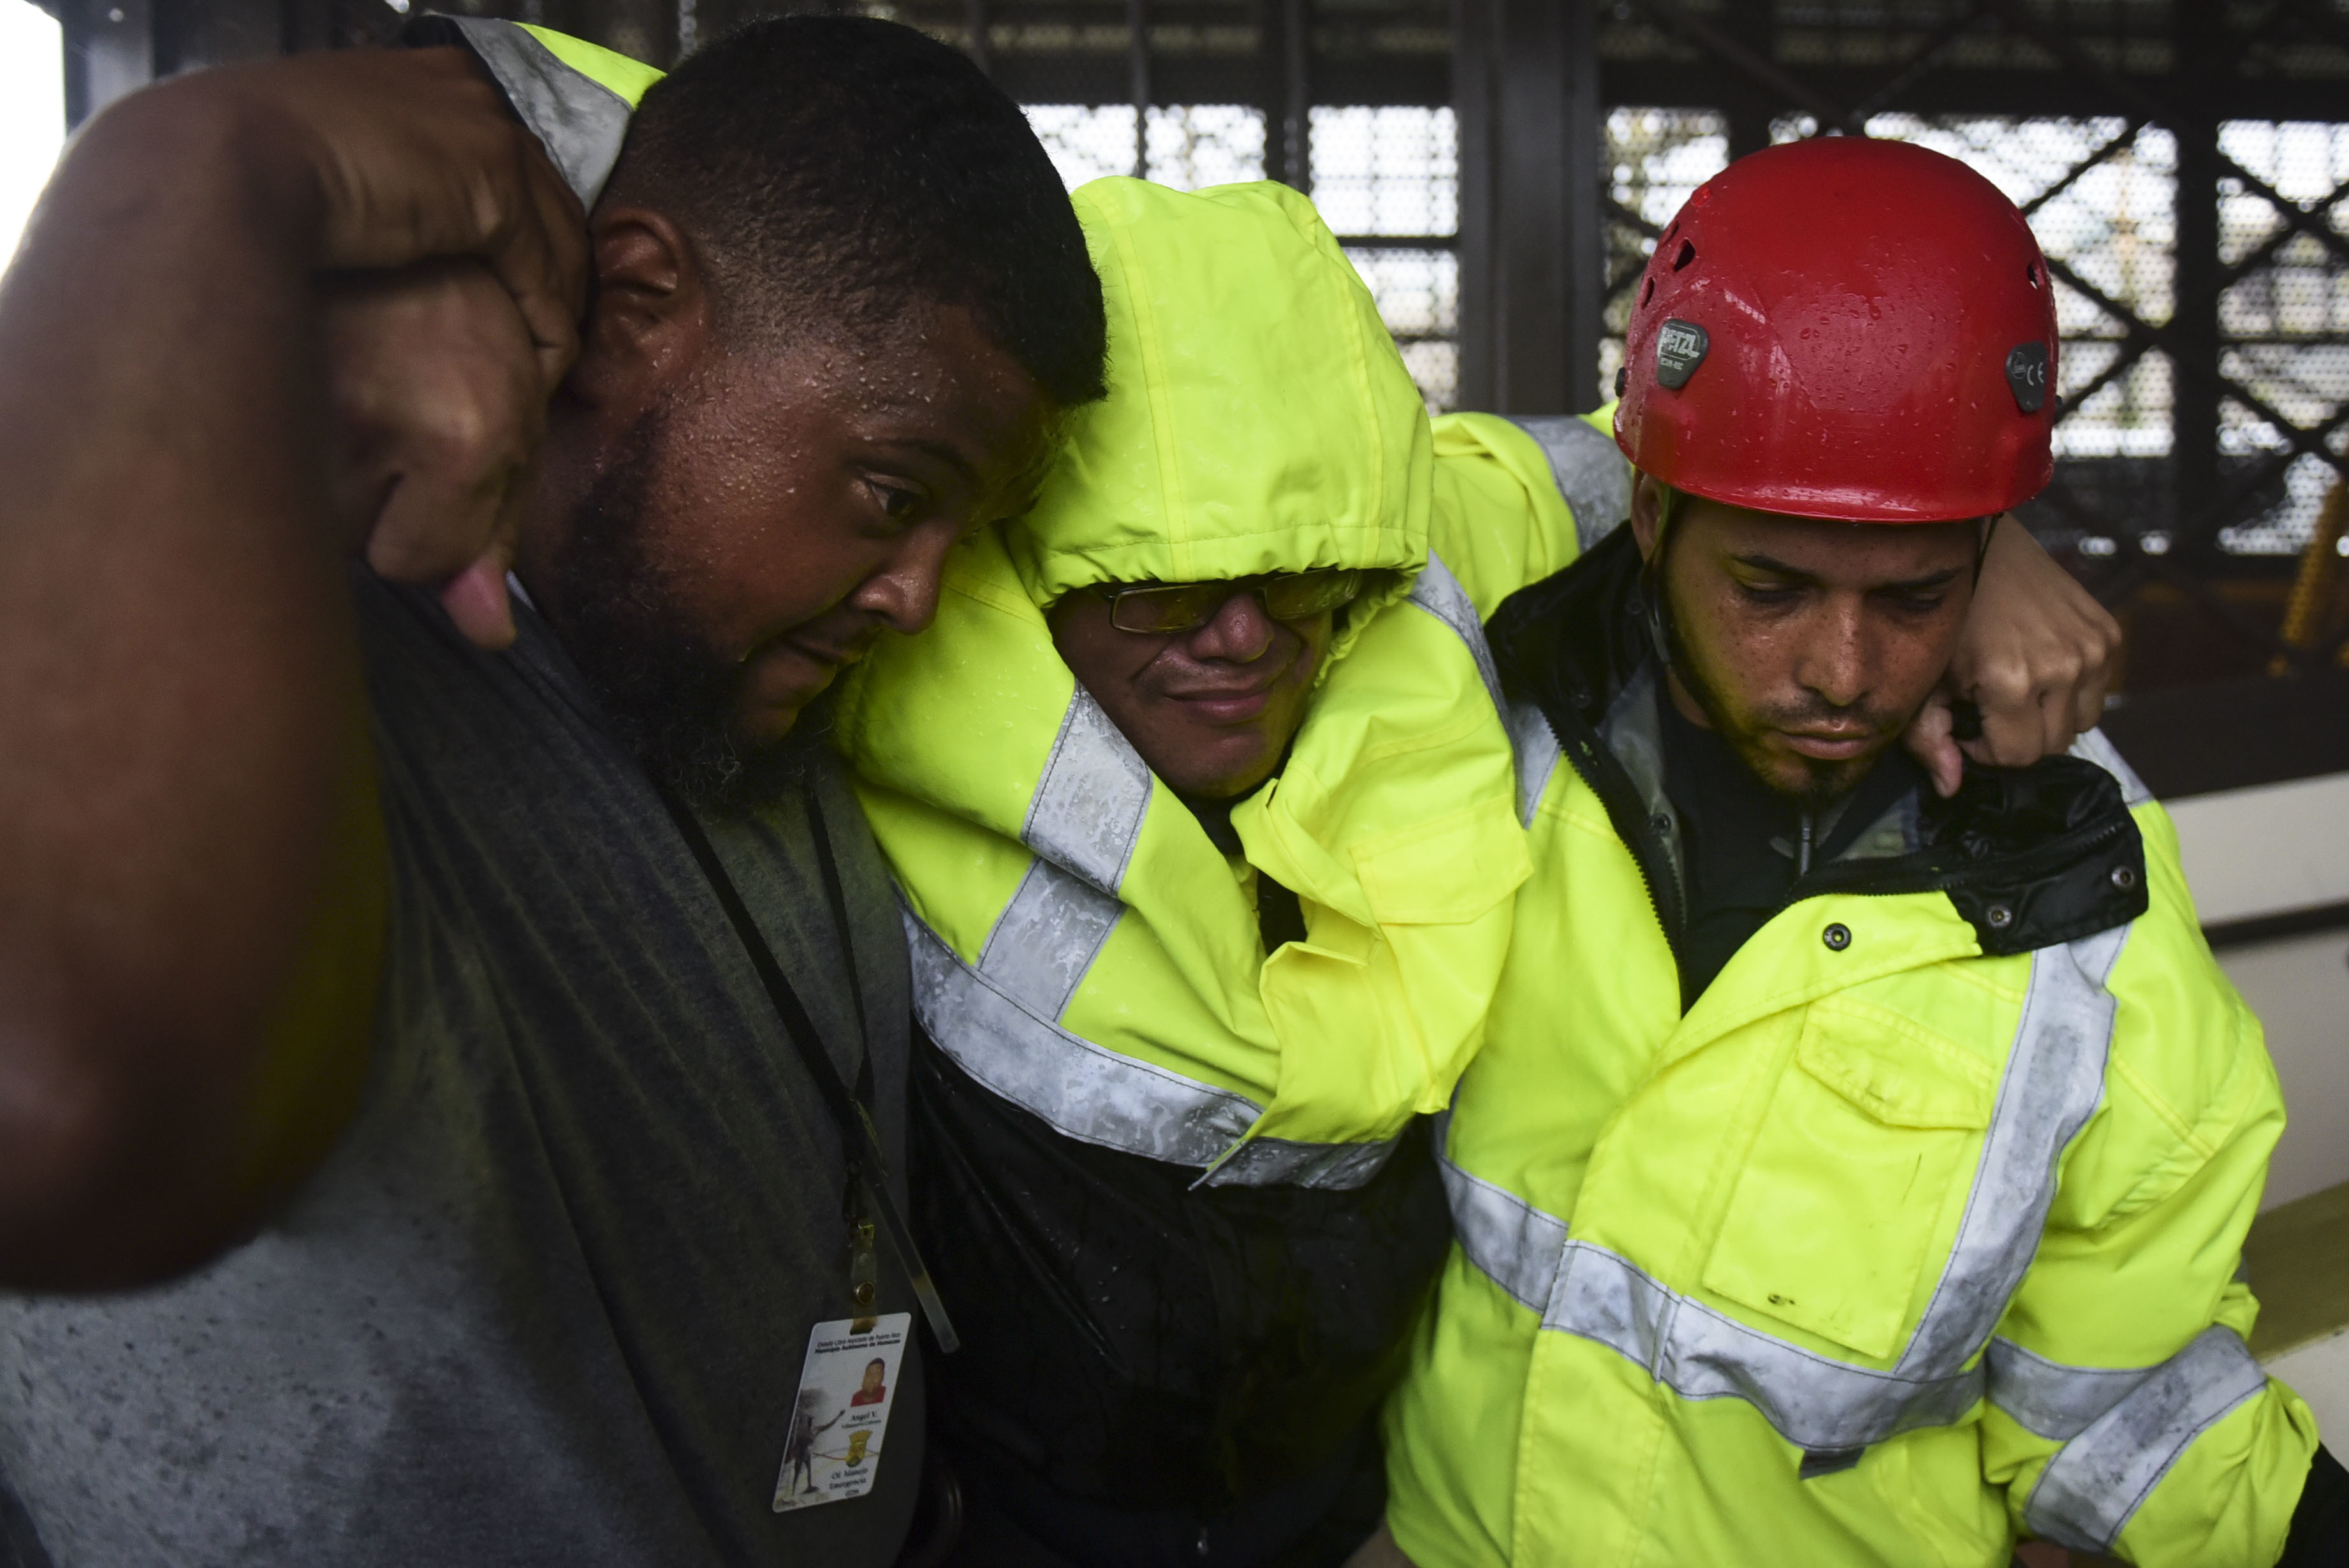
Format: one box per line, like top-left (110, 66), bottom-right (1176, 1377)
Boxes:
top-left (833, 178), bottom-right (1567, 1183)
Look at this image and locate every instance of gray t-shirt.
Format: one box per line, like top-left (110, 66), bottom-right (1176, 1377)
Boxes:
top-left (0, 573), bottom-right (921, 1567)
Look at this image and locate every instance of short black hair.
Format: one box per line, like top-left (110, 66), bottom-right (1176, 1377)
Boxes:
top-left (603, 15), bottom-right (1106, 409)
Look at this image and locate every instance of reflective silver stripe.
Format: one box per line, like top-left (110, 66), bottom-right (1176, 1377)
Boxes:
top-left (449, 18), bottom-right (636, 206)
top-left (1437, 1119), bottom-right (1984, 1451)
top-left (1023, 687), bottom-right (1152, 893)
top-left (1898, 925), bottom-right (2129, 1376)
top-left (915, 670), bottom-right (1408, 1186)
top-left (974, 687), bottom-right (1149, 1016)
top-left (911, 907), bottom-right (1257, 1164)
top-left (1504, 414), bottom-right (1630, 553)
top-left (2024, 1326), bottom-right (2269, 1553)
top-left (1208, 1134), bottom-right (1401, 1189)
top-left (1548, 1240), bottom-right (1987, 1453)
top-left (1407, 552), bottom-right (1505, 716)
top-left (1503, 699), bottom-right (1563, 826)
top-left (977, 858), bottom-right (1123, 1019)
top-left (1435, 1113), bottom-right (1566, 1312)
top-left (1987, 1337), bottom-right (2162, 1442)
top-left (1440, 927), bottom-right (2135, 1451)
top-left (2068, 728), bottom-right (2155, 808)
top-left (914, 908), bottom-right (1405, 1190)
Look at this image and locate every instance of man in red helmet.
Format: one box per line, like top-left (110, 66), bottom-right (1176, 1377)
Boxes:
top-left (1373, 137), bottom-right (2346, 1568)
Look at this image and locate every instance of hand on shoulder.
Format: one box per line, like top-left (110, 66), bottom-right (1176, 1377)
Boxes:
top-left (1906, 518), bottom-right (2123, 796)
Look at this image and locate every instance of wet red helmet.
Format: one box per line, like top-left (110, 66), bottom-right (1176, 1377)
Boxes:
top-left (1615, 136), bottom-right (2058, 524)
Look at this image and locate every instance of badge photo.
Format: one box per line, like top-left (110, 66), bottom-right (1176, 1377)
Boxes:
top-left (772, 1314), bottom-right (912, 1513)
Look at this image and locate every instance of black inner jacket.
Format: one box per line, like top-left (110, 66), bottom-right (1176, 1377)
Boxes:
top-left (1488, 525), bottom-right (2151, 979)
top-left (1657, 696), bottom-right (1928, 999)
top-left (909, 788), bottom-right (1449, 1525)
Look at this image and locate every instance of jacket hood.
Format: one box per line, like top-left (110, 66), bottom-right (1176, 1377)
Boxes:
top-left (830, 186), bottom-right (1526, 1166)
top-left (1007, 178), bottom-right (1433, 621)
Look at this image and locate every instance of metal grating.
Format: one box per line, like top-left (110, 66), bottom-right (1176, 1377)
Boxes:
top-left (1583, 0), bottom-right (2349, 682)
top-left (884, 0), bottom-right (1462, 410)
top-left (62, 0), bottom-right (2349, 681)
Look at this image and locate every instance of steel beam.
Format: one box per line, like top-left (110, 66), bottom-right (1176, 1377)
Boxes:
top-left (63, 0), bottom-right (152, 128)
top-left (965, 0), bottom-right (991, 75)
top-left (1454, 0), bottom-right (1602, 414)
top-left (2169, 0), bottom-right (2225, 563)
top-left (1128, 0), bottom-right (1150, 178)
top-left (1592, 64), bottom-right (2349, 124)
top-left (979, 52), bottom-right (1445, 108)
top-left (1718, 0), bottom-right (1772, 159)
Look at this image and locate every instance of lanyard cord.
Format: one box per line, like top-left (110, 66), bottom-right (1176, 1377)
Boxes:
top-left (654, 780), bottom-right (959, 1352)
top-left (801, 778), bottom-right (874, 1108)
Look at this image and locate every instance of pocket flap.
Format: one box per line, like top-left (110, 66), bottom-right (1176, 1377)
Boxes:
top-left (1701, 1006), bottom-right (1995, 1358)
top-left (1795, 1006), bottom-right (1996, 1131)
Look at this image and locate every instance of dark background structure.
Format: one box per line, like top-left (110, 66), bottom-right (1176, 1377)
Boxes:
top-left (38, 0), bottom-right (2349, 708)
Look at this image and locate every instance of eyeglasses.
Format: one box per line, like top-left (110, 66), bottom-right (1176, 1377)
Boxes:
top-left (1090, 568), bottom-right (1366, 634)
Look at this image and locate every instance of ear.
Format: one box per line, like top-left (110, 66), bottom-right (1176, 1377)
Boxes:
top-left (565, 205), bottom-right (711, 413)
top-left (1628, 469), bottom-right (1667, 563)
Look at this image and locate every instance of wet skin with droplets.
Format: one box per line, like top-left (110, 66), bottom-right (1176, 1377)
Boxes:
top-left (518, 298), bottom-right (1057, 747)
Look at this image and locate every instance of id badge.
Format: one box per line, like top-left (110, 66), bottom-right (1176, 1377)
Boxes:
top-left (772, 1314), bottom-right (911, 1513)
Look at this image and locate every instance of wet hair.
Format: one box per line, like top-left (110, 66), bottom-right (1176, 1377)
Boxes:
top-left (601, 15), bottom-right (1107, 408)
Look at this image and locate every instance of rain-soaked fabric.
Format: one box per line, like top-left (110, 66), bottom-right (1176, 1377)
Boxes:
top-left (833, 179), bottom-right (1533, 1175)
top-left (1383, 537), bottom-right (2320, 1568)
top-left (911, 1033), bottom-right (1445, 1521)
top-left (828, 184), bottom-right (1607, 1544)
top-left (0, 577), bottom-right (928, 1568)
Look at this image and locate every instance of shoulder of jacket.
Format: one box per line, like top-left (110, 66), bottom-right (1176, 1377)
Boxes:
top-left (2107, 877), bottom-right (2274, 1122)
top-left (404, 15), bottom-right (660, 207)
top-left (1435, 411), bottom-right (1627, 558)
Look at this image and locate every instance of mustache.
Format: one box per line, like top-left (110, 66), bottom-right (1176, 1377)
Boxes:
top-left (1746, 695), bottom-right (1903, 738)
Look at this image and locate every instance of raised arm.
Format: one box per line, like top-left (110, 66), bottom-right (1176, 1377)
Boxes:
top-left (1907, 517), bottom-right (2125, 796)
top-left (0, 49), bottom-right (583, 1288)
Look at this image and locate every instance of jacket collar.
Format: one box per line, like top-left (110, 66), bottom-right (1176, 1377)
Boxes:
top-left (1489, 527), bottom-right (2149, 967)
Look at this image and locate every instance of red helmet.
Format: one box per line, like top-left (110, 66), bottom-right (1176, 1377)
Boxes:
top-left (1616, 136), bottom-right (2058, 524)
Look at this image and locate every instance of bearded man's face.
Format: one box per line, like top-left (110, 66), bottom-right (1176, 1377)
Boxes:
top-left (520, 301), bottom-right (1058, 810)
top-left (534, 406), bottom-right (835, 809)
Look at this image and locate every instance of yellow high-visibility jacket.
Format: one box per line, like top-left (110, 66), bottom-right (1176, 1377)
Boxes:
top-left (830, 179), bottom-right (1592, 1182)
top-left (410, 14), bottom-right (661, 199)
top-left (1386, 525), bottom-right (2321, 1568)
top-left (822, 180), bottom-right (1631, 1513)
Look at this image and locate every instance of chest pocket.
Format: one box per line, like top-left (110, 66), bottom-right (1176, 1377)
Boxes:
top-left (1700, 1000), bottom-right (1996, 1361)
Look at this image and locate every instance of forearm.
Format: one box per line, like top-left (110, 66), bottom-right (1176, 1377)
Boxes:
top-left (0, 79), bottom-right (382, 1286)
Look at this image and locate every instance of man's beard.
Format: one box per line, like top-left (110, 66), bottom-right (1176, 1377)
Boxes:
top-left (1658, 592), bottom-right (1898, 809)
top-left (534, 407), bottom-right (835, 814)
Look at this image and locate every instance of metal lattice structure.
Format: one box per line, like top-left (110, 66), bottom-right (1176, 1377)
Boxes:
top-left (1584, 1), bottom-right (2349, 684)
top-left (875, 0), bottom-right (1464, 407)
top-left (50, 0), bottom-right (2349, 685)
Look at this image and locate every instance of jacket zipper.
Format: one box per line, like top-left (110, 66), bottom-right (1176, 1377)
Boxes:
top-left (1535, 704), bottom-right (1687, 976)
